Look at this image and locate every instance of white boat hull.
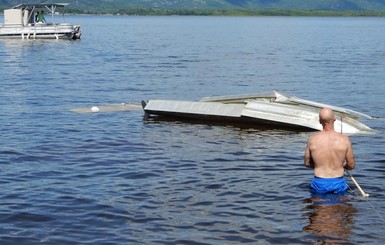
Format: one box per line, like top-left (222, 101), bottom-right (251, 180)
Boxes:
top-left (0, 23), bottom-right (81, 40)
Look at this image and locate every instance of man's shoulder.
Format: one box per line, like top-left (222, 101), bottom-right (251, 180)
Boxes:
top-left (309, 131), bottom-right (348, 141)
top-left (307, 132), bottom-right (323, 145)
top-left (331, 131), bottom-right (350, 140)
top-left (309, 131), bottom-right (325, 139)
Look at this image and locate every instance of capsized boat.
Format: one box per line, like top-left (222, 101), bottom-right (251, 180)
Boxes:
top-left (142, 91), bottom-right (375, 134)
top-left (0, 3), bottom-right (81, 40)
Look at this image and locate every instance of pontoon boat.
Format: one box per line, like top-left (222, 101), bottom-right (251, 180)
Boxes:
top-left (0, 3), bottom-right (81, 40)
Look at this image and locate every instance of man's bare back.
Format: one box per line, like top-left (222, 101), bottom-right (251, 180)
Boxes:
top-left (304, 108), bottom-right (355, 193)
top-left (304, 130), bottom-right (355, 178)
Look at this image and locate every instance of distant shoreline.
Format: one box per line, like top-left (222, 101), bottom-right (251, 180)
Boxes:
top-left (138, 9), bottom-right (384, 17)
top-left (2, 8), bottom-right (385, 17)
top-left (59, 8), bottom-right (385, 17)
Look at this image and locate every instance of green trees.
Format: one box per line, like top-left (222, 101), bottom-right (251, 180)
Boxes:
top-left (2, 0), bottom-right (385, 16)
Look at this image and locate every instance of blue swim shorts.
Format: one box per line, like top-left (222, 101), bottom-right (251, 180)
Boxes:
top-left (310, 176), bottom-right (348, 194)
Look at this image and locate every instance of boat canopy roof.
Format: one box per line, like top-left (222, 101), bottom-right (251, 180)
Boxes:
top-left (12, 3), bottom-right (69, 10)
top-left (200, 91), bottom-right (374, 120)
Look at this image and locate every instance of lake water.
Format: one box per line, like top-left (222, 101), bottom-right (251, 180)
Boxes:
top-left (1, 15), bottom-right (385, 244)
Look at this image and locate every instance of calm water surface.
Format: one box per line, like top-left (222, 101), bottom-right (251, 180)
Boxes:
top-left (1, 16), bottom-right (385, 244)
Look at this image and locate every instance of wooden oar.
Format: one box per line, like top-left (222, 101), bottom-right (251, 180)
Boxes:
top-left (346, 170), bottom-right (369, 197)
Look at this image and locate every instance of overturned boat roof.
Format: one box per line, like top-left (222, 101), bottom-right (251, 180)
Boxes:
top-left (143, 91), bottom-right (375, 134)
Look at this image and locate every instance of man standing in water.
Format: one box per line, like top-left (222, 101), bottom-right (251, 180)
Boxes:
top-left (304, 108), bottom-right (355, 193)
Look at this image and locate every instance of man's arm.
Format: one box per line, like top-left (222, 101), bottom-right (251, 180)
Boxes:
top-left (344, 139), bottom-right (355, 170)
top-left (304, 139), bottom-right (314, 168)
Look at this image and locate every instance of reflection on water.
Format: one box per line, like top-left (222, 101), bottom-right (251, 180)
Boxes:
top-left (303, 193), bottom-right (357, 244)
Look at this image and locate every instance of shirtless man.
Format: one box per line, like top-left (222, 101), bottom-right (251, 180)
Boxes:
top-left (304, 108), bottom-right (355, 193)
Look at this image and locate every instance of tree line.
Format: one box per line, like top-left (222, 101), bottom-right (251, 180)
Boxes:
top-left (2, 5), bottom-right (385, 16)
top-left (68, 8), bottom-right (385, 16)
